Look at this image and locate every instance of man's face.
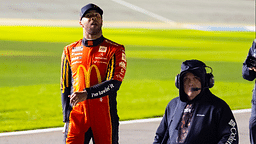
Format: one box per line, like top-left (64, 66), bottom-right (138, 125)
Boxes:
top-left (80, 10), bottom-right (103, 35)
top-left (183, 72), bottom-right (202, 101)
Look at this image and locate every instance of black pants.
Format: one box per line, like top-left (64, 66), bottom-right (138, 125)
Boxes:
top-left (250, 92), bottom-right (256, 144)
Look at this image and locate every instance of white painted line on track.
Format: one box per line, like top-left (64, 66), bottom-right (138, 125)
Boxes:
top-left (0, 18), bottom-right (253, 31)
top-left (120, 117), bottom-right (163, 125)
top-left (0, 127), bottom-right (63, 137)
top-left (110, 0), bottom-right (254, 31)
top-left (111, 0), bottom-right (176, 24)
top-left (232, 108), bottom-right (251, 114)
top-left (0, 109), bottom-right (251, 137)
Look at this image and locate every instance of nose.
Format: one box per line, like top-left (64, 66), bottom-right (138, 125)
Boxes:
top-left (91, 16), bottom-right (96, 20)
top-left (90, 15), bottom-right (99, 21)
top-left (188, 79), bottom-right (195, 86)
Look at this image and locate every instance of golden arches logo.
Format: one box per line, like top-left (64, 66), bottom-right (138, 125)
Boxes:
top-left (76, 64), bottom-right (102, 90)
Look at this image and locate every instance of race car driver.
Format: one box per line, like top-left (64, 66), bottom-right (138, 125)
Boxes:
top-left (60, 3), bottom-right (126, 144)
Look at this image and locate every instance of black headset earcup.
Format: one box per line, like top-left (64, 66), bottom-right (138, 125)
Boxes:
top-left (206, 73), bottom-right (214, 88)
top-left (175, 74), bottom-right (180, 89)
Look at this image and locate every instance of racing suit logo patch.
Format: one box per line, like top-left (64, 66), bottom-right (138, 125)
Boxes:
top-left (119, 62), bottom-right (126, 69)
top-left (71, 56), bottom-right (82, 61)
top-left (75, 64), bottom-right (102, 91)
top-left (72, 46), bottom-right (83, 52)
top-left (99, 46), bottom-right (107, 52)
top-left (122, 53), bottom-right (126, 62)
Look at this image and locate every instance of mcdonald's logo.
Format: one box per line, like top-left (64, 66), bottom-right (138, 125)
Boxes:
top-left (75, 64), bottom-right (102, 91)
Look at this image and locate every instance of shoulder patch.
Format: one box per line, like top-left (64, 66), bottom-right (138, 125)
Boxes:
top-left (122, 52), bottom-right (126, 62)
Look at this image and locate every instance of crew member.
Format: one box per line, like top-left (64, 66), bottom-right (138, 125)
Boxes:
top-left (153, 60), bottom-right (238, 144)
top-left (242, 39), bottom-right (256, 144)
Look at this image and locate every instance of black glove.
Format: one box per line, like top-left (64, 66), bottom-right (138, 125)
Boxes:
top-left (246, 56), bottom-right (256, 68)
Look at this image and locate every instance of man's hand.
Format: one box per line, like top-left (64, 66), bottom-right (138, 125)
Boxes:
top-left (69, 91), bottom-right (88, 106)
top-left (249, 67), bottom-right (256, 72)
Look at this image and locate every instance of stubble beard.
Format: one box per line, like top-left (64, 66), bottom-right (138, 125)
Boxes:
top-left (86, 23), bottom-right (102, 36)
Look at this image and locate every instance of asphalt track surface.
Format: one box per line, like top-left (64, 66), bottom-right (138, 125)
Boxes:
top-left (0, 0), bottom-right (255, 143)
top-left (0, 110), bottom-right (252, 144)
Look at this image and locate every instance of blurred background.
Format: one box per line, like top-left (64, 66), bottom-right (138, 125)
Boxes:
top-left (0, 0), bottom-right (254, 27)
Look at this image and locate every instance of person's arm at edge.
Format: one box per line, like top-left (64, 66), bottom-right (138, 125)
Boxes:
top-left (60, 51), bottom-right (72, 122)
top-left (242, 40), bottom-right (256, 81)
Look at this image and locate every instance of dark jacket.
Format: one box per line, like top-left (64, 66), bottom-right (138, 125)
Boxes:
top-left (242, 40), bottom-right (256, 105)
top-left (242, 40), bottom-right (256, 81)
top-left (153, 89), bottom-right (239, 144)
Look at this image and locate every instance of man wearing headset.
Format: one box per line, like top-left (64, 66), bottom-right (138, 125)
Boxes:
top-left (153, 60), bottom-right (238, 144)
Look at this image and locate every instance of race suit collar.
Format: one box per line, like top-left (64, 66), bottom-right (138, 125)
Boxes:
top-left (82, 36), bottom-right (105, 47)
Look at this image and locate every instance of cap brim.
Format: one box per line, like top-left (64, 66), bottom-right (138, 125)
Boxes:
top-left (80, 8), bottom-right (103, 20)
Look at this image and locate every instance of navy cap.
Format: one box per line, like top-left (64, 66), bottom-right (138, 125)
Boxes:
top-left (80, 3), bottom-right (103, 20)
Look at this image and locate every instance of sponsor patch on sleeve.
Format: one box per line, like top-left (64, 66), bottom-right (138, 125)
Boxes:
top-left (226, 119), bottom-right (237, 144)
top-left (122, 53), bottom-right (126, 62)
top-left (119, 62), bottom-right (126, 69)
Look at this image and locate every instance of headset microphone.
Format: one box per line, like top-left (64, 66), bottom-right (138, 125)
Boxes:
top-left (191, 87), bottom-right (201, 91)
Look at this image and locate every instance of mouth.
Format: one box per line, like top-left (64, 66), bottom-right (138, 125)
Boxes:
top-left (191, 87), bottom-right (201, 91)
top-left (90, 22), bottom-right (98, 26)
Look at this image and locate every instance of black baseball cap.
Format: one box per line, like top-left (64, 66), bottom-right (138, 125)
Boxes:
top-left (80, 3), bottom-right (103, 20)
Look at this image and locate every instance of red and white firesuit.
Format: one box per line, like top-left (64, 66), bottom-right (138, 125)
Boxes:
top-left (61, 36), bottom-right (126, 144)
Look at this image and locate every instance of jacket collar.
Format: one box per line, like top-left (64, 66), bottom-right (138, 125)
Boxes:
top-left (168, 100), bottom-right (187, 140)
top-left (82, 36), bottom-right (104, 47)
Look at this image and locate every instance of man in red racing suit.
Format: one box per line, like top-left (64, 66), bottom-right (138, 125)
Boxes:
top-left (60, 3), bottom-right (126, 144)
